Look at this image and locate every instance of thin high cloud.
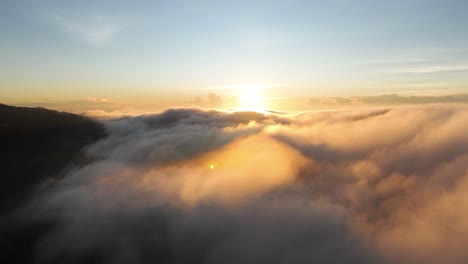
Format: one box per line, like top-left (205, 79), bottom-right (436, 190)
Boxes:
top-left (4, 105), bottom-right (468, 263)
top-left (46, 12), bottom-right (121, 47)
top-left (391, 64), bottom-right (468, 74)
top-left (361, 48), bottom-right (468, 75)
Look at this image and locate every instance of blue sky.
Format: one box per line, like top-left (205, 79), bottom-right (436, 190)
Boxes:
top-left (1, 0), bottom-right (468, 104)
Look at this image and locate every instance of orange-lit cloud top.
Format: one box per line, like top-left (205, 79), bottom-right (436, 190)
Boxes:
top-left (13, 105), bottom-right (468, 263)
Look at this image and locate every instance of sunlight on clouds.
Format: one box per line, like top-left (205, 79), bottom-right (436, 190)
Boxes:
top-left (140, 135), bottom-right (310, 205)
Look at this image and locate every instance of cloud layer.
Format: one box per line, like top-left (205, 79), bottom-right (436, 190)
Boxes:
top-left (5, 105), bottom-right (468, 264)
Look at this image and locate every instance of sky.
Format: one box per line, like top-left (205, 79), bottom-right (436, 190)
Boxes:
top-left (1, 0), bottom-right (468, 110)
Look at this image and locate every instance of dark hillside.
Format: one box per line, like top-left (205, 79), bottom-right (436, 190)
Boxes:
top-left (0, 104), bottom-right (107, 212)
top-left (0, 104), bottom-right (107, 263)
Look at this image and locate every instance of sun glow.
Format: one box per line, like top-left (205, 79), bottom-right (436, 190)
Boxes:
top-left (236, 84), bottom-right (266, 111)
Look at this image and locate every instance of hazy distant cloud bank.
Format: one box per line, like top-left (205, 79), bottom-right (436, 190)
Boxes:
top-left (309, 93), bottom-right (468, 106)
top-left (5, 105), bottom-right (468, 264)
top-left (189, 93), bottom-right (240, 109)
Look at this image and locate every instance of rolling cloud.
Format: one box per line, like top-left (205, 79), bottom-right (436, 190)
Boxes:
top-left (3, 105), bottom-right (468, 263)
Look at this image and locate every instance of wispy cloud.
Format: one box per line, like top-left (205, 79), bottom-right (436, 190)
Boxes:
top-left (391, 64), bottom-right (468, 74)
top-left (205, 83), bottom-right (285, 90)
top-left (47, 12), bottom-right (121, 47)
top-left (360, 47), bottom-right (468, 75)
top-left (308, 93), bottom-right (468, 106)
top-left (357, 58), bottom-right (432, 65)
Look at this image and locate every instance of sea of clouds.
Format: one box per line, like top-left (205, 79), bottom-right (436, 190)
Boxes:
top-left (7, 105), bottom-right (468, 264)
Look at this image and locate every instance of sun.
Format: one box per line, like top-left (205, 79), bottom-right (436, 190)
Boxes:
top-left (237, 84), bottom-right (265, 111)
